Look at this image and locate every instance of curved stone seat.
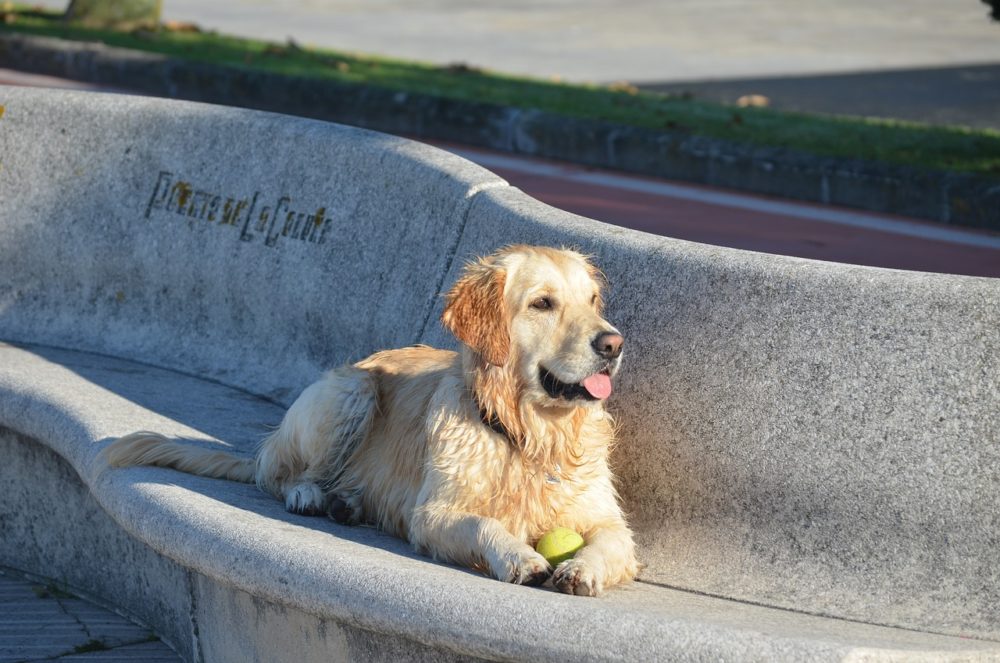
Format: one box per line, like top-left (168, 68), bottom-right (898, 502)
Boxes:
top-left (1, 86), bottom-right (997, 661)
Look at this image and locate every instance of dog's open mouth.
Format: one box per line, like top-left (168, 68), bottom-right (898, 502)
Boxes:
top-left (539, 366), bottom-right (613, 401)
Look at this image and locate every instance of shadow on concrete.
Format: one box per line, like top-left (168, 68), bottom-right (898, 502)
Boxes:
top-left (9, 341), bottom-right (281, 451)
top-left (638, 62), bottom-right (1000, 130)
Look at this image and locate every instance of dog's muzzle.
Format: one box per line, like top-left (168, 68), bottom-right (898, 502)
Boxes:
top-left (539, 365), bottom-right (614, 401)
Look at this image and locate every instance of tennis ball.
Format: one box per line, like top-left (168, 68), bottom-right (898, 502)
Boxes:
top-left (535, 527), bottom-right (585, 566)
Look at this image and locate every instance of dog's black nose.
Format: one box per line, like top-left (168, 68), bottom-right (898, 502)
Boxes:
top-left (592, 332), bottom-right (624, 359)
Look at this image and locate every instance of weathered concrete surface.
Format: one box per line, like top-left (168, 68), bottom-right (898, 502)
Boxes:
top-left (423, 187), bottom-right (1000, 640)
top-left (1, 87), bottom-right (999, 660)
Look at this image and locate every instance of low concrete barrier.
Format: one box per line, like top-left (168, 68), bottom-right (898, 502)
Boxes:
top-left (1, 86), bottom-right (998, 661)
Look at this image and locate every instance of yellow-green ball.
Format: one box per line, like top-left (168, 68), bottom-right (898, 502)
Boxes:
top-left (535, 527), bottom-right (584, 566)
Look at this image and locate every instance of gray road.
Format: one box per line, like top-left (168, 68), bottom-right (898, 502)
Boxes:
top-left (28, 1), bottom-right (1000, 82)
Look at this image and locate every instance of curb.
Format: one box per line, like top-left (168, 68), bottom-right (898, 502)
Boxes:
top-left (1, 31), bottom-right (999, 233)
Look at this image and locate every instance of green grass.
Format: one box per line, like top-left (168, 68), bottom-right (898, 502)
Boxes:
top-left (3, 5), bottom-right (999, 177)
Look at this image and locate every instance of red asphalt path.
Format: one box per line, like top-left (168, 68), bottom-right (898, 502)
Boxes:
top-left (3, 68), bottom-right (998, 278)
top-left (439, 144), bottom-right (1000, 279)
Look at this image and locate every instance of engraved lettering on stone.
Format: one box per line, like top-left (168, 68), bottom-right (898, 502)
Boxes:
top-left (143, 171), bottom-right (334, 247)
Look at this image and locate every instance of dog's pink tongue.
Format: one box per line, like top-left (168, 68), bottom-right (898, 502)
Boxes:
top-left (582, 373), bottom-right (613, 399)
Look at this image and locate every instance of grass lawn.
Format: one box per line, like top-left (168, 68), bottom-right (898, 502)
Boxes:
top-left (3, 4), bottom-right (999, 178)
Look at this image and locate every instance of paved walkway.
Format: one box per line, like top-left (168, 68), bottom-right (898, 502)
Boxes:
top-left (0, 569), bottom-right (179, 663)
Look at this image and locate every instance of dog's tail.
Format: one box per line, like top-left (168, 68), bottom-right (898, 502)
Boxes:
top-left (103, 432), bottom-right (256, 483)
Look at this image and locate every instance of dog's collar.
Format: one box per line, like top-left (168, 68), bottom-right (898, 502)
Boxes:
top-left (476, 399), bottom-right (520, 447)
top-left (475, 399), bottom-right (560, 484)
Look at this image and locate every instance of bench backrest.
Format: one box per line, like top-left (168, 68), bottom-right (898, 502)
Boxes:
top-left (0, 86), bottom-right (503, 403)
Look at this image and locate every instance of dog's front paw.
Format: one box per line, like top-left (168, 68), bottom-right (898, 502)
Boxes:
top-left (491, 548), bottom-right (551, 587)
top-left (552, 558), bottom-right (603, 597)
top-left (284, 482), bottom-right (326, 516)
top-left (327, 491), bottom-right (363, 526)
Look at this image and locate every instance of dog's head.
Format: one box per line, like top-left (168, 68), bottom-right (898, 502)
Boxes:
top-left (442, 245), bottom-right (623, 418)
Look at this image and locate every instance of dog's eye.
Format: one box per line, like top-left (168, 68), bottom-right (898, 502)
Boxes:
top-left (530, 296), bottom-right (553, 311)
top-left (591, 294), bottom-right (598, 306)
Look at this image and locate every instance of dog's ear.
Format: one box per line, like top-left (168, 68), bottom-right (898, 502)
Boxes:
top-left (587, 262), bottom-right (608, 313)
top-left (441, 260), bottom-right (509, 366)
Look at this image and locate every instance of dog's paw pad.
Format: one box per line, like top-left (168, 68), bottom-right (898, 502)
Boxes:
top-left (553, 558), bottom-right (602, 597)
top-left (284, 482), bottom-right (325, 516)
top-left (521, 566), bottom-right (551, 587)
top-left (327, 493), bottom-right (362, 526)
top-left (496, 550), bottom-right (551, 586)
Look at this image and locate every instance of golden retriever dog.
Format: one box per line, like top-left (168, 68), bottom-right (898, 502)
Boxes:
top-left (104, 245), bottom-right (639, 596)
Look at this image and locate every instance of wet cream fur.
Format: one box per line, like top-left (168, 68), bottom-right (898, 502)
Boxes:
top-left (105, 245), bottom-right (639, 596)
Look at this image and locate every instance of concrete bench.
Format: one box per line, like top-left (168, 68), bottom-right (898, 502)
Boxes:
top-left (0, 86), bottom-right (997, 661)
